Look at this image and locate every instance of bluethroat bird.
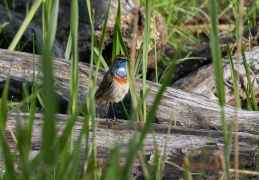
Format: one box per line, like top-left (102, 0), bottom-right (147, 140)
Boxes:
top-left (95, 54), bottom-right (129, 122)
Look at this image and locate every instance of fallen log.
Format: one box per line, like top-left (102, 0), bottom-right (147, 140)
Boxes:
top-left (0, 49), bottom-right (258, 133)
top-left (2, 113), bottom-right (258, 179)
top-left (172, 46), bottom-right (259, 109)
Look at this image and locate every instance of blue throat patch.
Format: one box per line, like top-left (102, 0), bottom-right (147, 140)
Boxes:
top-left (115, 61), bottom-right (127, 78)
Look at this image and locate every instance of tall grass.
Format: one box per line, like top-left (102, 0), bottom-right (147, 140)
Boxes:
top-left (8, 0), bottom-right (42, 51)
top-left (142, 0), bottom-right (152, 122)
top-left (69, 0), bottom-right (79, 154)
top-left (209, 0), bottom-right (230, 179)
top-left (1, 0), bottom-right (259, 179)
top-left (41, 0), bottom-right (59, 176)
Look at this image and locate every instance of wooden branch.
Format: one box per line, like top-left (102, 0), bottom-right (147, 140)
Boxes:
top-left (0, 49), bottom-right (258, 134)
top-left (2, 113), bottom-right (258, 179)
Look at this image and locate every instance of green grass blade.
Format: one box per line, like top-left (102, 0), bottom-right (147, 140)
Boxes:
top-left (69, 0), bottom-right (79, 154)
top-left (0, 131), bottom-right (16, 179)
top-left (120, 101), bottom-right (130, 120)
top-left (159, 118), bottom-right (173, 178)
top-left (142, 0), bottom-right (152, 122)
top-left (8, 0), bottom-right (42, 50)
top-left (7, 89), bottom-right (41, 114)
top-left (87, 10), bottom-right (98, 180)
top-left (134, 43), bottom-right (143, 76)
top-left (114, 18), bottom-right (129, 59)
top-left (122, 60), bottom-right (176, 179)
top-left (152, 2), bottom-right (158, 83)
top-left (0, 76), bottom-right (16, 179)
top-left (3, 0), bottom-right (12, 20)
top-left (93, 47), bottom-right (109, 70)
top-left (241, 46), bottom-right (258, 111)
top-left (96, 0), bottom-right (111, 69)
top-left (114, 18), bottom-right (132, 119)
top-left (86, 0), bottom-right (103, 67)
top-left (22, 82), bottom-right (30, 111)
top-left (0, 76), bottom-right (10, 128)
top-left (41, 0), bottom-right (59, 173)
top-left (139, 64), bottom-right (175, 149)
top-left (244, 88), bottom-right (253, 110)
top-left (65, 31), bottom-right (72, 60)
top-left (101, 147), bottom-right (120, 180)
top-left (55, 99), bottom-right (86, 160)
top-left (67, 131), bottom-right (83, 179)
top-left (227, 43), bottom-right (241, 109)
top-left (210, 0), bottom-right (230, 178)
top-left (16, 113), bottom-right (31, 179)
top-left (53, 75), bottom-right (70, 98)
top-left (26, 88), bottom-right (37, 151)
top-left (112, 0), bottom-right (121, 60)
top-left (210, 0), bottom-right (225, 107)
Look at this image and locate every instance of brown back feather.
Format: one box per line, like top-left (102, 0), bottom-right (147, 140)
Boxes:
top-left (95, 70), bottom-right (114, 99)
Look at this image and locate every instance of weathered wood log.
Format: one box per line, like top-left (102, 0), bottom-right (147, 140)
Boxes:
top-left (2, 113), bottom-right (258, 179)
top-left (0, 48), bottom-right (258, 134)
top-left (172, 46), bottom-right (259, 109)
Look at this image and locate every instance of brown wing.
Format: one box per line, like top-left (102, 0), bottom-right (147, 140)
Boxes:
top-left (95, 70), bottom-right (114, 99)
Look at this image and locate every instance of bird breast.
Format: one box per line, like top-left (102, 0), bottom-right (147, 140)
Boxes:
top-left (103, 76), bottom-right (129, 103)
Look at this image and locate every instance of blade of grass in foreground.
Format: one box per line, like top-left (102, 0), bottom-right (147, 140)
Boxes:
top-left (69, 0), bottom-right (79, 154)
top-left (41, 0), bottom-right (59, 175)
top-left (17, 86), bottom-right (37, 179)
top-left (142, 0), bottom-right (152, 122)
top-left (210, 0), bottom-right (230, 179)
top-left (121, 58), bottom-right (176, 180)
top-left (0, 76), bottom-right (17, 179)
top-left (8, 0), bottom-right (42, 50)
top-left (67, 131), bottom-right (83, 179)
top-left (16, 113), bottom-right (31, 179)
top-left (101, 147), bottom-right (120, 180)
top-left (55, 98), bottom-right (87, 179)
top-left (86, 9), bottom-right (98, 179)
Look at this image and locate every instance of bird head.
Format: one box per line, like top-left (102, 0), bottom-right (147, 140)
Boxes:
top-left (112, 54), bottom-right (129, 78)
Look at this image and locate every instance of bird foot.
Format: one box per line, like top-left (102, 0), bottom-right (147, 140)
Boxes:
top-left (100, 118), bottom-right (123, 125)
top-left (111, 118), bottom-right (123, 124)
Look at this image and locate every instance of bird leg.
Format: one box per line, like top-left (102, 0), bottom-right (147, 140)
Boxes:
top-left (111, 102), bottom-right (117, 121)
top-left (105, 101), bottom-right (109, 123)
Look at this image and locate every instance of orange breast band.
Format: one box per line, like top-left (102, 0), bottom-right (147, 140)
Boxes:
top-left (114, 75), bottom-right (128, 84)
